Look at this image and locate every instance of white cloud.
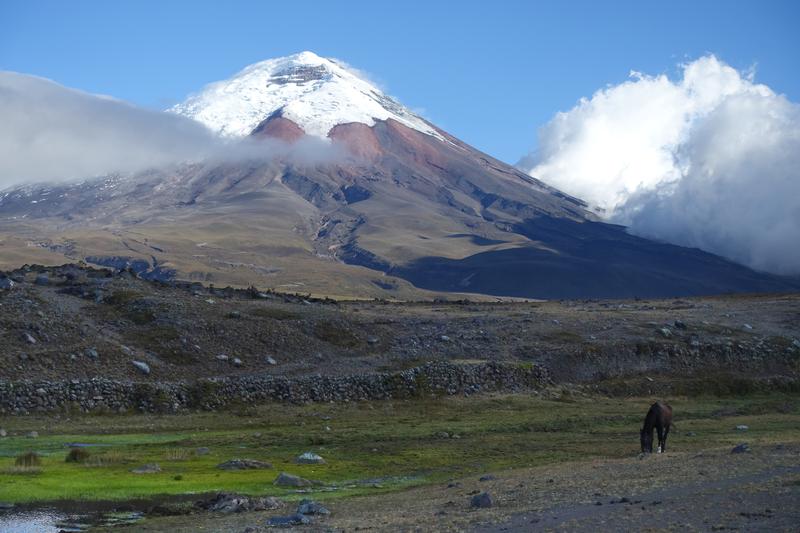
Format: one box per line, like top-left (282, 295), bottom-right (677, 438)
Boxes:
top-left (521, 55), bottom-right (800, 275)
top-left (0, 72), bottom-right (341, 189)
top-left (0, 71), bottom-right (220, 187)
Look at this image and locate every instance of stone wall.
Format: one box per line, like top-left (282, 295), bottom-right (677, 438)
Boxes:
top-left (0, 361), bottom-right (550, 415)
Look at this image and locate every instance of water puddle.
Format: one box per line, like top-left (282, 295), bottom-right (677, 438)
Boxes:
top-left (0, 508), bottom-right (142, 532)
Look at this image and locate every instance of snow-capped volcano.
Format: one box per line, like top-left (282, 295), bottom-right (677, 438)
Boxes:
top-left (170, 51), bottom-right (442, 140)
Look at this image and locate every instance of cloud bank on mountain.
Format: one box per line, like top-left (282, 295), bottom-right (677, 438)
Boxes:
top-left (0, 71), bottom-right (339, 189)
top-left (520, 56), bottom-right (800, 275)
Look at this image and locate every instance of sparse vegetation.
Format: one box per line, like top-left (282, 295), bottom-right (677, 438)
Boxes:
top-left (0, 392), bottom-right (798, 504)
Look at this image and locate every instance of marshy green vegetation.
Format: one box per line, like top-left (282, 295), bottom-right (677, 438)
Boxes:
top-left (1, 392), bottom-right (798, 504)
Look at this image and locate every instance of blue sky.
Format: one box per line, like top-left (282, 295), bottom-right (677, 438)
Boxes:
top-left (1, 0), bottom-right (798, 163)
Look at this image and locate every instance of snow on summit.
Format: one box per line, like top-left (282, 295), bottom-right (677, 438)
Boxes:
top-left (170, 51), bottom-right (441, 140)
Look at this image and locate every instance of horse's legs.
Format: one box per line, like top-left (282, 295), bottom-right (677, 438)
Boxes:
top-left (656, 424), bottom-right (664, 453)
top-left (662, 424), bottom-right (670, 452)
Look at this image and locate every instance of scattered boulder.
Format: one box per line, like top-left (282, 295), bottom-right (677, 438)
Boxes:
top-left (216, 354), bottom-right (229, 361)
top-left (731, 443), bottom-right (751, 454)
top-left (658, 327), bottom-right (672, 338)
top-left (132, 361), bottom-right (151, 375)
top-left (297, 499), bottom-right (330, 515)
top-left (217, 459), bottom-right (272, 470)
top-left (479, 475), bottom-right (496, 482)
top-left (266, 356), bottom-right (277, 365)
top-left (440, 335), bottom-right (451, 342)
top-left (85, 348), bottom-right (99, 360)
top-left (198, 492), bottom-right (283, 513)
top-left (27, 431), bottom-right (38, 438)
top-left (470, 492), bottom-right (493, 508)
top-left (735, 425), bottom-right (749, 431)
top-left (367, 336), bottom-right (379, 345)
top-left (295, 452), bottom-right (325, 465)
top-left (266, 514), bottom-right (311, 527)
top-left (22, 332), bottom-right (37, 345)
top-left (0, 428), bottom-right (7, 438)
top-left (131, 463), bottom-right (162, 474)
top-left (274, 472), bottom-right (315, 488)
top-left (34, 274), bottom-right (49, 286)
top-left (743, 323), bottom-right (754, 330)
top-left (0, 278), bottom-right (15, 290)
top-left (233, 358), bottom-right (243, 367)
top-left (673, 320), bottom-right (687, 330)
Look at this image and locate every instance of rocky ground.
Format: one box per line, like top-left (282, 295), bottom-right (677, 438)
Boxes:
top-left (1, 264), bottom-right (798, 386)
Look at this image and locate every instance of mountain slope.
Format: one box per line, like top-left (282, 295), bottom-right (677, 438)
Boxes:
top-left (0, 52), bottom-right (797, 299)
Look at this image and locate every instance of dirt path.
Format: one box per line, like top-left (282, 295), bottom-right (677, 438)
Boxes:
top-left (473, 464), bottom-right (800, 532)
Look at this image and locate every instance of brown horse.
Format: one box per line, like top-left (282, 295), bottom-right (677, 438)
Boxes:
top-left (640, 401), bottom-right (672, 453)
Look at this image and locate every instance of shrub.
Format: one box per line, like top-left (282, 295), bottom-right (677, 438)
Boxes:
top-left (65, 447), bottom-right (91, 463)
top-left (15, 451), bottom-right (42, 467)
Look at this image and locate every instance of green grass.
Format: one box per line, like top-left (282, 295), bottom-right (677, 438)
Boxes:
top-left (0, 393), bottom-right (797, 504)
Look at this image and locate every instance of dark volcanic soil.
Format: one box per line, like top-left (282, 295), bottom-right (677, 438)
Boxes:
top-left (0, 264), bottom-right (798, 387)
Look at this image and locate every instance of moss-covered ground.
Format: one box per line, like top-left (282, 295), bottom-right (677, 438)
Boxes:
top-left (1, 392), bottom-right (798, 504)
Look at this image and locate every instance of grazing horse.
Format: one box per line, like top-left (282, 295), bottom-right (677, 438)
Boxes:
top-left (640, 401), bottom-right (672, 453)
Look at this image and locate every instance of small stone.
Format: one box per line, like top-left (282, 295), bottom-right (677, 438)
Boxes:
top-left (470, 492), bottom-right (493, 508)
top-left (731, 443), bottom-right (751, 454)
top-left (367, 336), bottom-right (379, 345)
top-left (295, 452), bottom-right (325, 464)
top-left (440, 335), bottom-right (451, 342)
top-left (131, 463), bottom-right (161, 474)
top-left (673, 320), bottom-right (687, 330)
top-left (0, 428), bottom-right (7, 438)
top-left (735, 425), bottom-right (749, 431)
top-left (132, 360), bottom-right (151, 375)
top-left (227, 310), bottom-right (241, 319)
top-left (34, 274), bottom-right (49, 286)
top-left (27, 431), bottom-right (38, 438)
top-left (479, 475), bottom-right (496, 482)
top-left (216, 354), bottom-right (229, 361)
top-left (23, 332), bottom-right (37, 344)
top-left (266, 356), bottom-right (277, 365)
top-left (742, 323), bottom-right (753, 330)
top-left (85, 348), bottom-right (99, 359)
top-left (658, 327), bottom-right (672, 338)
top-left (0, 278), bottom-right (15, 290)
top-left (792, 339), bottom-right (800, 349)
top-left (232, 357), bottom-right (243, 367)
top-left (435, 431), bottom-right (450, 439)
top-left (196, 447), bottom-right (210, 455)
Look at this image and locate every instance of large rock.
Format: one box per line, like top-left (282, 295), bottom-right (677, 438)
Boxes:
top-left (132, 360), bottom-right (151, 375)
top-left (267, 514), bottom-right (311, 527)
top-left (731, 443), bottom-right (751, 454)
top-left (131, 463), bottom-right (161, 474)
top-left (297, 499), bottom-right (330, 515)
top-left (217, 459), bottom-right (272, 470)
top-left (470, 492), bottom-right (493, 508)
top-left (295, 452), bottom-right (325, 464)
top-left (274, 472), bottom-right (315, 487)
top-left (198, 492), bottom-right (283, 513)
